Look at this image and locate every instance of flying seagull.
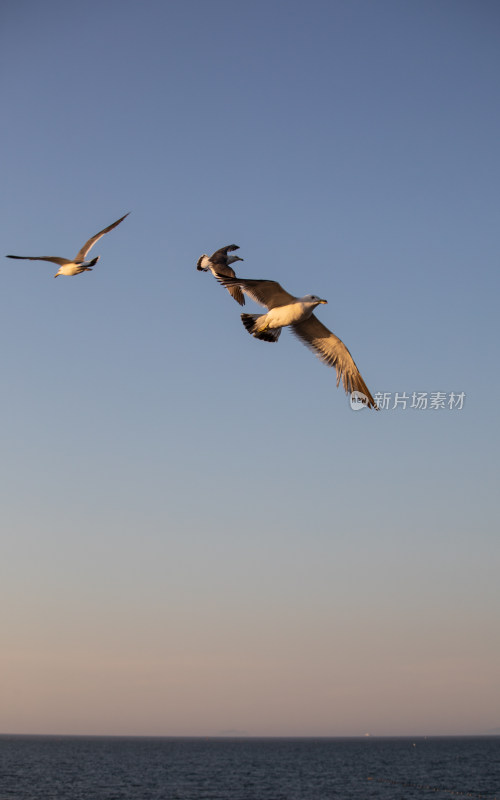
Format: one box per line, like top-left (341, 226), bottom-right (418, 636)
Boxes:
top-left (215, 274), bottom-right (377, 408)
top-left (197, 244), bottom-right (245, 305)
top-left (6, 213), bottom-right (130, 277)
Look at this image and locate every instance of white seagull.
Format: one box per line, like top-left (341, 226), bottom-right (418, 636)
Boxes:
top-left (6, 213), bottom-right (129, 277)
top-left (197, 244), bottom-right (245, 305)
top-left (215, 274), bottom-right (377, 409)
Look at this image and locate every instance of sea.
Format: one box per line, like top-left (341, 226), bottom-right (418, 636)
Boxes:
top-left (0, 735), bottom-right (498, 800)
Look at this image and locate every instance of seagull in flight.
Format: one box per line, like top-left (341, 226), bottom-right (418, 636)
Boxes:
top-left (215, 274), bottom-right (377, 408)
top-left (6, 213), bottom-right (129, 277)
top-left (197, 244), bottom-right (245, 305)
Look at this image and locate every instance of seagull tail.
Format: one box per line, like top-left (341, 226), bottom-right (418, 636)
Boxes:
top-left (241, 314), bottom-right (281, 343)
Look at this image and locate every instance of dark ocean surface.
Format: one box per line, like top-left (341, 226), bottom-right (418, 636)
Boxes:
top-left (0, 735), bottom-right (498, 799)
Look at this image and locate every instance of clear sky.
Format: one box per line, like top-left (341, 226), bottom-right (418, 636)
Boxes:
top-left (1, 0), bottom-right (499, 737)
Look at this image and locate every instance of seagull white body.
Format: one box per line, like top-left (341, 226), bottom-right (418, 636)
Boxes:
top-left (215, 274), bottom-right (377, 409)
top-left (196, 244), bottom-right (245, 305)
top-left (254, 295), bottom-right (325, 330)
top-left (6, 213), bottom-right (129, 277)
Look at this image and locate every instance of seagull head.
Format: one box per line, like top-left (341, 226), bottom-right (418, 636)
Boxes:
top-left (302, 294), bottom-right (327, 307)
top-left (196, 255), bottom-right (209, 271)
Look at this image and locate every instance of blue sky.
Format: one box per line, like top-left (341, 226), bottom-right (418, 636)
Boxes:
top-left (1, 0), bottom-right (499, 736)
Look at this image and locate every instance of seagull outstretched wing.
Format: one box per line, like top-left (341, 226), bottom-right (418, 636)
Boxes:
top-left (215, 276), bottom-right (296, 309)
top-left (74, 213), bottom-right (130, 261)
top-left (291, 314), bottom-right (377, 407)
top-left (6, 255), bottom-right (71, 265)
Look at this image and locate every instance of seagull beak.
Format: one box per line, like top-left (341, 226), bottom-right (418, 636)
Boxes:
top-left (319, 298), bottom-right (327, 304)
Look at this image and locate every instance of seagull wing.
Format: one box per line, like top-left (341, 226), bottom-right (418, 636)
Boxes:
top-left (226, 284), bottom-right (245, 306)
top-left (215, 276), bottom-right (296, 309)
top-left (74, 212), bottom-right (129, 261)
top-left (210, 263), bottom-right (245, 305)
top-left (209, 244), bottom-right (240, 265)
top-left (291, 314), bottom-right (377, 408)
top-left (6, 255), bottom-right (71, 266)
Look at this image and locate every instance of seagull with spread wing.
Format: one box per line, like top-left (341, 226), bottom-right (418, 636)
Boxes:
top-left (6, 213), bottom-right (129, 277)
top-left (215, 274), bottom-right (377, 408)
top-left (196, 244), bottom-right (245, 305)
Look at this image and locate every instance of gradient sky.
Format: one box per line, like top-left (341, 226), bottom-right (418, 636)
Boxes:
top-left (1, 0), bottom-right (499, 737)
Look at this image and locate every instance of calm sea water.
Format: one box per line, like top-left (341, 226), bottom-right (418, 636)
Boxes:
top-left (0, 735), bottom-right (498, 800)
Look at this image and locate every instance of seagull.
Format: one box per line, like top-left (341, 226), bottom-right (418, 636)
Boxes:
top-left (197, 244), bottom-right (245, 305)
top-left (6, 213), bottom-right (129, 277)
top-left (214, 274), bottom-right (377, 408)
